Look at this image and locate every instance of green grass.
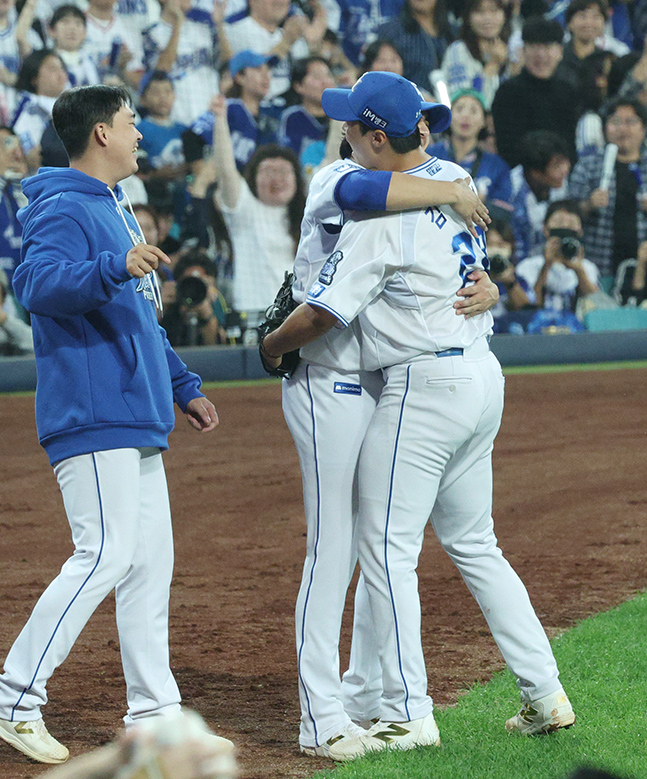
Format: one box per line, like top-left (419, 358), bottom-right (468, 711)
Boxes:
top-left (313, 593), bottom-right (647, 779)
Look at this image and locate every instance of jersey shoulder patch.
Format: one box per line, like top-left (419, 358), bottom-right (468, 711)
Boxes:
top-left (319, 250), bottom-right (343, 285)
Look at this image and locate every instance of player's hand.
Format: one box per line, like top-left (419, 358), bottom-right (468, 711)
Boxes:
top-left (126, 244), bottom-right (170, 278)
top-left (454, 270), bottom-right (499, 317)
top-left (452, 178), bottom-right (490, 238)
top-left (185, 396), bottom-right (219, 432)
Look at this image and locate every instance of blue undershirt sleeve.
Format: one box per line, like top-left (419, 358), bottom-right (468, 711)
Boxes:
top-left (334, 169), bottom-right (392, 212)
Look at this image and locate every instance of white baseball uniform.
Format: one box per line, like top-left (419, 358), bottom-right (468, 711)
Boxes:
top-left (0, 448), bottom-right (181, 725)
top-left (304, 154), bottom-right (563, 723)
top-left (284, 158), bottom-right (386, 750)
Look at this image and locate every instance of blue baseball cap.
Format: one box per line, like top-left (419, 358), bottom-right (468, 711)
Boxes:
top-left (321, 72), bottom-right (452, 137)
top-left (229, 50), bottom-right (272, 78)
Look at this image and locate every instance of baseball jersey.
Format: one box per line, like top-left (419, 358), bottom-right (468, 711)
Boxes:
top-left (278, 105), bottom-right (329, 163)
top-left (143, 15), bottom-right (220, 124)
top-left (306, 156), bottom-right (493, 372)
top-left (293, 157), bottom-right (366, 371)
top-left (84, 12), bottom-right (145, 80)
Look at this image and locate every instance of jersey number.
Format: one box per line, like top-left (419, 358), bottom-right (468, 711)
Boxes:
top-left (452, 229), bottom-right (489, 284)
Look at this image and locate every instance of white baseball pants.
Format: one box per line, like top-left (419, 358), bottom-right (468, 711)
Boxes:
top-left (357, 344), bottom-right (562, 723)
top-left (0, 448), bottom-right (181, 725)
top-left (282, 362), bottom-right (383, 748)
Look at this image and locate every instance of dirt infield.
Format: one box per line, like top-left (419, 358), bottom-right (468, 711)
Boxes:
top-left (0, 367), bottom-right (646, 779)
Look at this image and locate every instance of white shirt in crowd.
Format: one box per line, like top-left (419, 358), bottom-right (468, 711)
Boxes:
top-left (217, 178), bottom-right (295, 317)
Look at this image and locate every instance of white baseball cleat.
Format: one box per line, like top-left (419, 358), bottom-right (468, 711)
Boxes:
top-left (300, 722), bottom-right (371, 760)
top-left (0, 717), bottom-right (69, 764)
top-left (301, 711), bottom-right (441, 761)
top-left (505, 690), bottom-right (576, 735)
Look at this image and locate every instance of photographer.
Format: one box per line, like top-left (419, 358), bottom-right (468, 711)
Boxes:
top-left (515, 200), bottom-right (599, 312)
top-left (161, 250), bottom-right (228, 346)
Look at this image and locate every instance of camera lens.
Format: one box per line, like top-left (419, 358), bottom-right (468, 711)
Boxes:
top-left (560, 237), bottom-right (580, 261)
top-left (489, 254), bottom-right (510, 276)
top-left (177, 276), bottom-right (207, 307)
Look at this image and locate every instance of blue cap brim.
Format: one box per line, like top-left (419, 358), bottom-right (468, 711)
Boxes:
top-left (321, 88), bottom-right (357, 122)
top-left (421, 102), bottom-right (452, 134)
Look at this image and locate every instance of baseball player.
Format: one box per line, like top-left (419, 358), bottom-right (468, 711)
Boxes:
top-left (0, 85), bottom-right (230, 765)
top-left (263, 72), bottom-right (575, 760)
top-left (264, 71), bottom-right (498, 759)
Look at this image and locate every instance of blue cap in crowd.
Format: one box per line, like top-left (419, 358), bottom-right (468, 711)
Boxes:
top-left (229, 50), bottom-right (272, 78)
top-left (321, 72), bottom-right (452, 137)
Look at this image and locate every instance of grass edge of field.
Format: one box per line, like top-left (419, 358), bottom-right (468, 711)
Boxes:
top-left (1, 359), bottom-right (646, 398)
top-left (310, 590), bottom-right (647, 779)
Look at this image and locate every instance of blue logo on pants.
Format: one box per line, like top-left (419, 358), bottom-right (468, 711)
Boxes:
top-left (333, 382), bottom-right (362, 395)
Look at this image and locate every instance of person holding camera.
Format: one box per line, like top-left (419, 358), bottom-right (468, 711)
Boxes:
top-left (515, 200), bottom-right (599, 312)
top-left (161, 250), bottom-right (228, 346)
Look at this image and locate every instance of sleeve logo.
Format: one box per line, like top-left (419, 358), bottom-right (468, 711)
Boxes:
top-left (318, 250), bottom-right (344, 285)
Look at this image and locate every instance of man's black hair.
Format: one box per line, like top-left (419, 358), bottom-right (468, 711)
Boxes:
top-left (565, 0), bottom-right (608, 24)
top-left (518, 130), bottom-right (570, 172)
top-left (522, 15), bottom-right (564, 45)
top-left (544, 198), bottom-right (582, 225)
top-left (50, 4), bottom-right (86, 27)
top-left (603, 95), bottom-right (647, 127)
top-left (173, 249), bottom-right (219, 281)
top-left (358, 121), bottom-right (422, 154)
top-left (52, 85), bottom-right (132, 160)
top-left (16, 49), bottom-right (63, 94)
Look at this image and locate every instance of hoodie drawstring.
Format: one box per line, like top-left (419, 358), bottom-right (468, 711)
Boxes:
top-left (108, 186), bottom-right (164, 315)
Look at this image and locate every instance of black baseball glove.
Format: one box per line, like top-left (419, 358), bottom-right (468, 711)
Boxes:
top-left (257, 272), bottom-right (301, 379)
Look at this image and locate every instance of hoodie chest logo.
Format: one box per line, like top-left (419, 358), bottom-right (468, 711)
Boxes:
top-left (136, 275), bottom-right (156, 303)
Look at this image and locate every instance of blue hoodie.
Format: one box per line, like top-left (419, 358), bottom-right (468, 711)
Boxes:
top-left (13, 167), bottom-right (204, 465)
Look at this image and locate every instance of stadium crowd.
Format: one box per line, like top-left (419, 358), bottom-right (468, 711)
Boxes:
top-left (0, 0), bottom-right (647, 351)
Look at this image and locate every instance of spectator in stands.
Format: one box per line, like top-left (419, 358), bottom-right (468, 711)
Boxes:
top-left (85, 0), bottom-right (145, 88)
top-left (440, 0), bottom-right (512, 109)
top-left (569, 97), bottom-right (647, 284)
top-left (559, 0), bottom-right (628, 92)
top-left (185, 51), bottom-right (278, 173)
top-left (375, 0), bottom-right (452, 93)
top-left (428, 87), bottom-right (512, 208)
top-left (515, 199), bottom-right (599, 312)
top-left (142, 0), bottom-right (229, 124)
top-left (0, 0), bottom-right (40, 88)
top-left (115, 0), bottom-right (161, 64)
top-left (358, 38), bottom-right (405, 76)
top-left (210, 93), bottom-right (305, 333)
top-left (136, 70), bottom-right (187, 182)
top-left (225, 0), bottom-right (328, 100)
top-left (278, 56), bottom-right (334, 164)
top-left (575, 49), bottom-right (615, 156)
top-left (332, 0), bottom-right (404, 66)
top-left (161, 249), bottom-right (228, 346)
top-left (13, 49), bottom-right (68, 171)
top-left (510, 129), bottom-right (571, 260)
top-left (485, 212), bottom-right (535, 332)
top-left (0, 126), bottom-right (26, 299)
top-left (0, 267), bottom-right (32, 354)
top-left (49, 5), bottom-right (101, 88)
top-left (608, 35), bottom-right (647, 105)
top-left (491, 16), bottom-right (579, 168)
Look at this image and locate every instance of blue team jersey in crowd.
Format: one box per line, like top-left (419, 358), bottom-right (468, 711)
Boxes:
top-left (337, 0), bottom-right (405, 64)
top-left (278, 106), bottom-right (328, 162)
top-left (0, 184), bottom-right (23, 288)
top-left (191, 99), bottom-right (279, 171)
top-left (428, 139), bottom-right (513, 209)
top-left (137, 119), bottom-right (188, 169)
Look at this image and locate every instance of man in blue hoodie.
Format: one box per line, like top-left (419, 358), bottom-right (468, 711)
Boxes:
top-left (0, 85), bottom-right (225, 765)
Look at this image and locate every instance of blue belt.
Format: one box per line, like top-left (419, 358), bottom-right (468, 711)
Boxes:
top-left (435, 348), bottom-right (464, 358)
